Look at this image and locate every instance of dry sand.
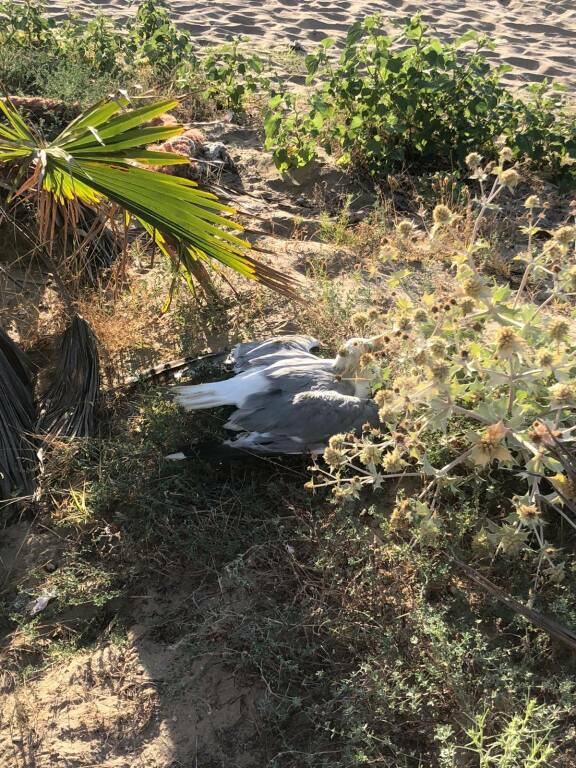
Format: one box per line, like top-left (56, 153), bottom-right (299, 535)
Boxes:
top-left (48, 0), bottom-right (575, 91)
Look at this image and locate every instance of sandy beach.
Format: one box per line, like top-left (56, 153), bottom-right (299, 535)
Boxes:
top-left (47, 0), bottom-right (576, 91)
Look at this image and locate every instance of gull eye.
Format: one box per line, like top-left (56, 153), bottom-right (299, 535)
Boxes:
top-left (352, 342), bottom-right (359, 347)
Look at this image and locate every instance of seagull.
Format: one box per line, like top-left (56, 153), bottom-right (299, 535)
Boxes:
top-left (166, 334), bottom-right (382, 458)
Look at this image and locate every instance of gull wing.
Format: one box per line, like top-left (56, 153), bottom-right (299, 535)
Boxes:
top-left (225, 390), bottom-right (379, 453)
top-left (230, 335), bottom-right (320, 371)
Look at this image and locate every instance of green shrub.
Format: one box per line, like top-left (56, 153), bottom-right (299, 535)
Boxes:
top-left (264, 15), bottom-right (576, 179)
top-left (0, 0), bottom-right (270, 116)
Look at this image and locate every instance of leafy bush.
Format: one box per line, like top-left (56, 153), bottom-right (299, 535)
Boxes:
top-left (264, 15), bottom-right (576, 178)
top-left (309, 152), bottom-right (576, 591)
top-left (0, 0), bottom-right (269, 114)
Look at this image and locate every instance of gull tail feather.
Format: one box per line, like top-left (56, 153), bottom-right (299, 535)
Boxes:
top-left (173, 370), bottom-right (267, 411)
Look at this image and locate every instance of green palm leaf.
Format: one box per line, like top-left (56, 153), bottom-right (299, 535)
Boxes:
top-left (0, 94), bottom-right (300, 299)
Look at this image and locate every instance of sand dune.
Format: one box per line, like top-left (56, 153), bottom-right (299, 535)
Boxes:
top-left (49, 0), bottom-right (575, 90)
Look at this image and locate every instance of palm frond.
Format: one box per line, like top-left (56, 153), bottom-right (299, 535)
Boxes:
top-left (0, 328), bottom-right (37, 504)
top-left (38, 315), bottom-right (100, 438)
top-left (0, 94), bottom-right (301, 299)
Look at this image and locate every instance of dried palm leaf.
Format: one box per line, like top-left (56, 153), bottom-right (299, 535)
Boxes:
top-left (0, 328), bottom-right (37, 503)
top-left (37, 315), bottom-right (100, 438)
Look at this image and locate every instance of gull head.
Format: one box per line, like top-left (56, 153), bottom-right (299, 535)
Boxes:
top-left (333, 336), bottom-right (383, 377)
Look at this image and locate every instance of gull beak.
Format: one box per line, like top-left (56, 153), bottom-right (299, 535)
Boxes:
top-left (332, 355), bottom-right (347, 375)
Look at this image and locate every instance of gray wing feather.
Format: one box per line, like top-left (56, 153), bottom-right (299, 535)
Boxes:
top-left (230, 335), bottom-right (319, 371)
top-left (226, 390), bottom-right (379, 450)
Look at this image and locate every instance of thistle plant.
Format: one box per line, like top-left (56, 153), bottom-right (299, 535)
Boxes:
top-left (309, 154), bottom-right (576, 587)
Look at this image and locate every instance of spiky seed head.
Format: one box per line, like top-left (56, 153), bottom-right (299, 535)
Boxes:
top-left (490, 326), bottom-right (528, 360)
top-left (360, 352), bottom-right (376, 367)
top-left (328, 433), bottom-right (346, 449)
top-left (378, 406), bottom-right (395, 424)
top-left (458, 298), bottom-right (475, 316)
top-left (553, 226), bottom-right (575, 246)
top-left (398, 317), bottom-right (412, 332)
top-left (324, 446), bottom-right (347, 469)
top-left (515, 502), bottom-right (541, 527)
top-left (548, 318), bottom-right (570, 342)
top-left (429, 361), bottom-right (450, 384)
top-left (499, 146), bottom-right (514, 163)
top-left (499, 168), bottom-right (521, 189)
top-left (374, 389), bottom-right (394, 407)
top-left (429, 338), bottom-right (447, 358)
top-left (367, 307), bottom-right (380, 320)
top-left (359, 444), bottom-right (382, 466)
top-left (413, 348), bottom-right (430, 367)
top-left (462, 275), bottom-right (487, 300)
top-left (465, 152), bottom-right (482, 170)
top-left (524, 195), bottom-right (540, 209)
top-left (381, 447), bottom-right (406, 472)
top-left (432, 204), bottom-right (452, 225)
top-left (351, 311), bottom-right (369, 329)
top-left (544, 241), bottom-right (564, 260)
top-left (536, 350), bottom-right (554, 368)
top-left (396, 219), bottom-right (416, 238)
top-left (549, 381), bottom-right (575, 407)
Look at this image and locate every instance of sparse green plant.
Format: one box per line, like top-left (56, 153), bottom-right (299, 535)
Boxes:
top-left (462, 698), bottom-right (559, 767)
top-left (201, 37), bottom-right (270, 112)
top-left (264, 15), bottom-right (576, 178)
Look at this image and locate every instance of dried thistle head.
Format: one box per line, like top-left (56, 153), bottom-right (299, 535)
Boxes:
top-left (486, 324), bottom-right (528, 360)
top-left (389, 499), bottom-right (412, 534)
top-left (549, 381), bottom-right (576, 407)
top-left (413, 347), bottom-right (430, 367)
top-left (527, 420), bottom-right (560, 447)
top-left (432, 204), bottom-right (453, 225)
top-left (351, 311), bottom-right (369, 330)
top-left (359, 352), bottom-right (377, 369)
top-left (359, 443), bottom-right (382, 467)
top-left (459, 298), bottom-right (476, 315)
top-left (465, 152), bottom-right (482, 170)
top-left (524, 195), bottom-right (540, 209)
top-left (374, 389), bottom-right (394, 407)
top-left (543, 240), bottom-right (564, 261)
top-left (461, 275), bottom-right (489, 301)
top-left (513, 498), bottom-right (541, 528)
top-left (324, 446), bottom-right (347, 469)
top-left (498, 167), bottom-right (521, 189)
top-left (553, 225), bottom-right (575, 247)
top-left (547, 318), bottom-right (570, 343)
top-left (428, 338), bottom-right (447, 358)
top-left (470, 422), bottom-right (512, 467)
top-left (396, 219), bottom-right (417, 239)
top-left (328, 433), bottom-right (347, 449)
top-left (429, 361), bottom-right (450, 384)
top-left (378, 406), bottom-right (396, 425)
top-left (381, 447), bottom-right (406, 472)
top-left (397, 316), bottom-right (412, 333)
